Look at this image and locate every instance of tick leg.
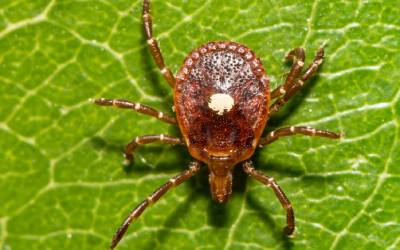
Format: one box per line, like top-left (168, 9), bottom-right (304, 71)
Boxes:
top-left (124, 134), bottom-right (184, 163)
top-left (271, 48), bottom-right (305, 99)
top-left (243, 160), bottom-right (295, 235)
top-left (259, 126), bottom-right (341, 146)
top-left (93, 98), bottom-right (176, 125)
top-left (143, 0), bottom-right (175, 88)
top-left (110, 161), bottom-right (201, 249)
top-left (270, 48), bottom-right (324, 114)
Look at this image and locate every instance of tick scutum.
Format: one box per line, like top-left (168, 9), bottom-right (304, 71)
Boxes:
top-left (174, 41), bottom-right (270, 202)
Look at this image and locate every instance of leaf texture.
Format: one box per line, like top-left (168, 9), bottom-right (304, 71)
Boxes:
top-left (1, 0), bottom-right (399, 249)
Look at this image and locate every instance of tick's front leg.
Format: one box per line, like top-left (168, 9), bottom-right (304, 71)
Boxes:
top-left (270, 48), bottom-right (324, 115)
top-left (143, 0), bottom-right (175, 87)
top-left (243, 161), bottom-right (295, 235)
top-left (271, 48), bottom-right (305, 99)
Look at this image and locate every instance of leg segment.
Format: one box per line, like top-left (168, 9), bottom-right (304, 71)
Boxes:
top-left (124, 134), bottom-right (184, 163)
top-left (270, 48), bottom-right (324, 114)
top-left (271, 48), bottom-right (305, 99)
top-left (93, 98), bottom-right (176, 125)
top-left (110, 161), bottom-right (201, 249)
top-left (143, 0), bottom-right (175, 87)
top-left (259, 126), bottom-right (341, 146)
top-left (242, 160), bottom-right (295, 235)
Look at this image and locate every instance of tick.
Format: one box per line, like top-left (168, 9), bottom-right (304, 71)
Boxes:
top-left (94, 0), bottom-right (342, 249)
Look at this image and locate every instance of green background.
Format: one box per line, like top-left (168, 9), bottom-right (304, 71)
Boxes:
top-left (1, 0), bottom-right (399, 249)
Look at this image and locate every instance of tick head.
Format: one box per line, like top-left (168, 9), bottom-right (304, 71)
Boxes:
top-left (197, 149), bottom-right (254, 204)
top-left (186, 139), bottom-right (256, 169)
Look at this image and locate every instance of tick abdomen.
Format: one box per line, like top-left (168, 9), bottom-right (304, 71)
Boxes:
top-left (174, 41), bottom-right (270, 165)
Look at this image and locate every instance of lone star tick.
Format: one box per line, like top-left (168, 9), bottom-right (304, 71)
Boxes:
top-left (93, 0), bottom-right (342, 248)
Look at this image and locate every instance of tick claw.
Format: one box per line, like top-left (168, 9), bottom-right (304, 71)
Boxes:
top-left (123, 153), bottom-right (133, 165)
top-left (283, 226), bottom-right (295, 236)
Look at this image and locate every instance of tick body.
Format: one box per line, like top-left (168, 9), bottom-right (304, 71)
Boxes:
top-left (94, 0), bottom-right (342, 249)
top-left (175, 42), bottom-right (269, 203)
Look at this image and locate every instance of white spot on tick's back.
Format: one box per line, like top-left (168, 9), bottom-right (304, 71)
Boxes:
top-left (208, 93), bottom-right (234, 115)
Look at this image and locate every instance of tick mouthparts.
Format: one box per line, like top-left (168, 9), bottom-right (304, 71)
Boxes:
top-left (207, 156), bottom-right (234, 203)
top-left (209, 171), bottom-right (233, 203)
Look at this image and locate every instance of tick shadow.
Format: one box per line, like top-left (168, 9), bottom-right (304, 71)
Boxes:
top-left (90, 135), bottom-right (191, 174)
top-left (142, 187), bottom-right (200, 250)
top-left (141, 168), bottom-right (208, 250)
top-left (142, 166), bottom-right (248, 250)
top-left (143, 160), bottom-right (298, 249)
top-left (238, 160), bottom-right (297, 250)
top-left (90, 136), bottom-right (124, 155)
top-left (268, 74), bottom-right (321, 129)
top-left (251, 149), bottom-right (306, 178)
top-left (246, 193), bottom-right (294, 250)
top-left (206, 166), bottom-right (248, 228)
top-left (239, 153), bottom-right (302, 250)
top-left (138, 30), bottom-right (174, 104)
top-left (91, 134), bottom-right (304, 248)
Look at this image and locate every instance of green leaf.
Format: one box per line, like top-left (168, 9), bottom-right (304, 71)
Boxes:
top-left (1, 0), bottom-right (399, 249)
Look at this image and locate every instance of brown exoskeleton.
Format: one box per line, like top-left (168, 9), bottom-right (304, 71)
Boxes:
top-left (93, 0), bottom-right (342, 249)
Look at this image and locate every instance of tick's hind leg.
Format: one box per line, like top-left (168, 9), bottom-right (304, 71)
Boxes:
top-left (271, 48), bottom-right (305, 99)
top-left (270, 48), bottom-right (324, 114)
top-left (243, 161), bottom-right (294, 235)
top-left (124, 134), bottom-right (184, 164)
top-left (259, 126), bottom-right (341, 146)
top-left (110, 161), bottom-right (201, 249)
top-left (93, 98), bottom-right (176, 125)
top-left (143, 0), bottom-right (175, 87)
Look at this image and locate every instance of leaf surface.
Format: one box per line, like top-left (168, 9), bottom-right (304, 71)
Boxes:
top-left (1, 0), bottom-right (399, 249)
